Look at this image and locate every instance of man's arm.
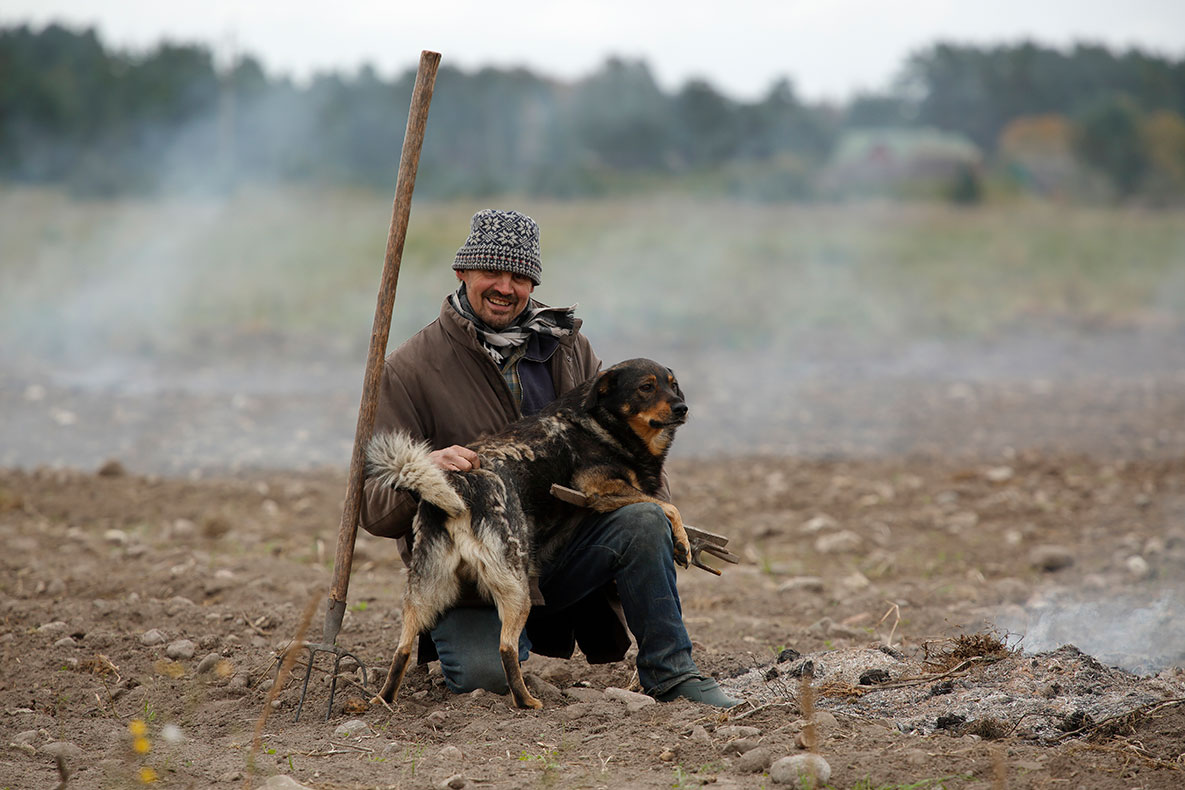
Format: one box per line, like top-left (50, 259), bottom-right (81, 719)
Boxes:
top-left (359, 360), bottom-right (427, 540)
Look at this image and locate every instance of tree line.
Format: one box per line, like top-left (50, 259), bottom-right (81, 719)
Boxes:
top-left (2, 23), bottom-right (1184, 200)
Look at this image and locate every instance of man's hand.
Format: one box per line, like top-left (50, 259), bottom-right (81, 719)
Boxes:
top-left (429, 445), bottom-right (480, 472)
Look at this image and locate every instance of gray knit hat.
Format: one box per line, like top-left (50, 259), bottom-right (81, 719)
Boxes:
top-left (452, 209), bottom-right (542, 285)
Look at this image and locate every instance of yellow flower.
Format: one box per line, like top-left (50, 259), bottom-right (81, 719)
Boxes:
top-left (133, 737), bottom-right (151, 754)
top-left (139, 766), bottom-right (158, 783)
top-left (129, 719), bottom-right (148, 737)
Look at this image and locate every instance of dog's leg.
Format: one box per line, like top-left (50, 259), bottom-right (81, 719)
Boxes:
top-left (657, 502), bottom-right (691, 569)
top-left (375, 598), bottom-right (423, 704)
top-left (495, 588), bottom-right (541, 710)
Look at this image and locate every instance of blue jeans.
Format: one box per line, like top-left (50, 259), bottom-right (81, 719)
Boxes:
top-left (428, 502), bottom-right (700, 697)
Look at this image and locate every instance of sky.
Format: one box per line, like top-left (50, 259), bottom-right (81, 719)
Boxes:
top-left (4, 0), bottom-right (1185, 102)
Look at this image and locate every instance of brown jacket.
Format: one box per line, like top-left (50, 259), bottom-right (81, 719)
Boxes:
top-left (360, 298), bottom-right (631, 663)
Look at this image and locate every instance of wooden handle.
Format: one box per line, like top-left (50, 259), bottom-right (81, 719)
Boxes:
top-left (326, 51), bottom-right (441, 634)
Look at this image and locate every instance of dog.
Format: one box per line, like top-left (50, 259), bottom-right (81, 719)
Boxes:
top-left (365, 358), bottom-right (691, 709)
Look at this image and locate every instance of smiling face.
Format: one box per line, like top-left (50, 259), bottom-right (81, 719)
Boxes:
top-left (456, 269), bottom-right (535, 330)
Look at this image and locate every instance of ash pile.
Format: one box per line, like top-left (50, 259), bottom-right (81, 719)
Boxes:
top-left (720, 635), bottom-right (1185, 742)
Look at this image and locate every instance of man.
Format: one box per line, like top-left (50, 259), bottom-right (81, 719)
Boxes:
top-left (360, 208), bottom-right (737, 707)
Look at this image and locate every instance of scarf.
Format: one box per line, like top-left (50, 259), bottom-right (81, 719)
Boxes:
top-left (448, 284), bottom-right (576, 365)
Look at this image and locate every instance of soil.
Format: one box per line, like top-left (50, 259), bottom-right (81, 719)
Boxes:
top-left (3, 328), bottom-right (1185, 789)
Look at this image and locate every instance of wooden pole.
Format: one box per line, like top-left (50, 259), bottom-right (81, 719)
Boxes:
top-left (322, 50), bottom-right (441, 645)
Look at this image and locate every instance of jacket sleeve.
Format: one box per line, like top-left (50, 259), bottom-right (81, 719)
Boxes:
top-left (359, 360), bottom-right (423, 540)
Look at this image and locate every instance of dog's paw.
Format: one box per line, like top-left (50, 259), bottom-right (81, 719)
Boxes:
top-left (673, 537), bottom-right (691, 569)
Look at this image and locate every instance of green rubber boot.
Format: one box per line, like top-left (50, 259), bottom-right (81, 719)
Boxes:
top-left (654, 676), bottom-right (741, 708)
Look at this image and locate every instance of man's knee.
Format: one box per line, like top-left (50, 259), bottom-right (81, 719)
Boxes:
top-left (442, 655), bottom-right (509, 695)
top-left (613, 502), bottom-right (674, 553)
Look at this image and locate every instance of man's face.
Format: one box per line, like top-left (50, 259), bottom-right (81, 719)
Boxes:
top-left (456, 269), bottom-right (535, 330)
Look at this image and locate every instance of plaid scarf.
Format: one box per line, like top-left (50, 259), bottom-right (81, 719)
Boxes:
top-left (448, 285), bottom-right (576, 365)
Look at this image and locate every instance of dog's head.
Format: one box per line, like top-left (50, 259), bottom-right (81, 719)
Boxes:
top-left (584, 358), bottom-right (687, 456)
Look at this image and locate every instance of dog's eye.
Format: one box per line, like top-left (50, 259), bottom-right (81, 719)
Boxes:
top-left (638, 381), bottom-right (655, 393)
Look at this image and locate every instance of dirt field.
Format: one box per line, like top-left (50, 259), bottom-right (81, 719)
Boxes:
top-left (4, 431), bottom-right (1185, 788)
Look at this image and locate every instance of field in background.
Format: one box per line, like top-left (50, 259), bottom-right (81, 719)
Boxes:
top-left (3, 185), bottom-right (1184, 357)
top-left (1, 185), bottom-right (1184, 469)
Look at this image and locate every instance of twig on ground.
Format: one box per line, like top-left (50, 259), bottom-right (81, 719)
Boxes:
top-left (1055, 697), bottom-right (1185, 742)
top-left (877, 601), bottom-right (901, 648)
top-left (245, 590), bottom-right (319, 790)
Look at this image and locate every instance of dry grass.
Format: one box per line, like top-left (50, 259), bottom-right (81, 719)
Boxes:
top-left (922, 631), bottom-right (1013, 672)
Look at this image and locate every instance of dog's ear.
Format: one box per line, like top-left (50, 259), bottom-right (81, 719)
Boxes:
top-left (583, 368), bottom-right (617, 410)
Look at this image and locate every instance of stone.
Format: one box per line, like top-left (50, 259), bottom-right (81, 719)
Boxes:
top-left (563, 686), bottom-right (604, 703)
top-left (260, 778), bottom-right (314, 790)
top-left (689, 725), bottom-right (712, 745)
top-left (716, 725), bottom-right (761, 739)
top-left (11, 730), bottom-right (38, 747)
top-left (734, 746), bottom-right (772, 773)
top-left (1029, 545), bottom-right (1074, 572)
top-left (437, 775), bottom-right (466, 790)
top-left (41, 741), bottom-right (84, 762)
top-left (813, 711), bottom-right (838, 729)
top-left (196, 653), bottom-right (222, 674)
top-left (53, 637), bottom-right (77, 648)
top-left (166, 639), bottom-right (197, 660)
top-left (37, 621), bottom-right (68, 635)
top-left (771, 754), bottom-right (831, 786)
top-left (814, 530), bottom-right (862, 554)
top-left (437, 744), bottom-right (463, 763)
top-left (1125, 555), bottom-right (1152, 580)
top-left (524, 673), bottom-right (562, 702)
top-left (722, 738), bottom-right (760, 756)
top-left (604, 687), bottom-right (656, 712)
top-left (140, 629), bottom-right (168, 646)
top-left (333, 719), bottom-right (371, 738)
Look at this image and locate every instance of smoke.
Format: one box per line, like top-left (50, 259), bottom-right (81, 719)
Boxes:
top-left (999, 588), bottom-right (1185, 675)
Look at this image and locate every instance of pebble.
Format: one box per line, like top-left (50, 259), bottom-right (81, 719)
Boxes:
top-left (333, 719), bottom-right (371, 738)
top-left (41, 741), bottom-right (84, 762)
top-left (11, 730), bottom-right (38, 746)
top-left (689, 725), bottom-right (712, 745)
top-left (777, 577), bottom-right (825, 596)
top-left (437, 775), bottom-right (466, 790)
top-left (604, 687), bottom-right (656, 712)
top-left (563, 686), bottom-right (604, 703)
top-left (770, 754), bottom-right (831, 786)
top-left (260, 777), bottom-right (314, 789)
top-left (722, 738), bottom-right (760, 756)
top-left (53, 637), bottom-right (76, 648)
top-left (524, 673), bottom-right (562, 702)
top-left (814, 530), bottom-right (862, 554)
top-left (659, 749), bottom-right (676, 761)
top-left (734, 746), bottom-right (772, 773)
top-left (1125, 555), bottom-right (1152, 580)
top-left (37, 621), bottom-right (68, 635)
top-left (140, 629), bottom-right (168, 646)
top-left (437, 744), bottom-right (463, 763)
top-left (166, 639), bottom-right (197, 660)
top-left (196, 653), bottom-right (222, 674)
top-left (1029, 545), bottom-right (1074, 572)
top-left (716, 725), bottom-right (761, 739)
top-left (103, 529), bottom-right (128, 545)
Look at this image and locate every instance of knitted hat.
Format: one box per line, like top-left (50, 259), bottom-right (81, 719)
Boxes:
top-left (452, 209), bottom-right (542, 285)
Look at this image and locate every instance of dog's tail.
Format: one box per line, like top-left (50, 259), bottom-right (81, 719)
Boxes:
top-left (365, 431), bottom-right (466, 517)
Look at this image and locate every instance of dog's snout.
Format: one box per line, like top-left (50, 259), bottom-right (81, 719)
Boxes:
top-left (672, 402), bottom-right (688, 418)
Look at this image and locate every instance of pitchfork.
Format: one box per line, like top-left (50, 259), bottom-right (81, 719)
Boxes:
top-left (292, 50), bottom-right (440, 722)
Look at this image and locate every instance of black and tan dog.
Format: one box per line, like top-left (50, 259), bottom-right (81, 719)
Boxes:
top-left (365, 358), bottom-right (690, 709)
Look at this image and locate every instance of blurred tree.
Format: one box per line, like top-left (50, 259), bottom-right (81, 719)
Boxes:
top-left (1074, 95), bottom-right (1149, 197)
top-left (1140, 110), bottom-right (1185, 201)
top-left (673, 79), bottom-right (740, 167)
